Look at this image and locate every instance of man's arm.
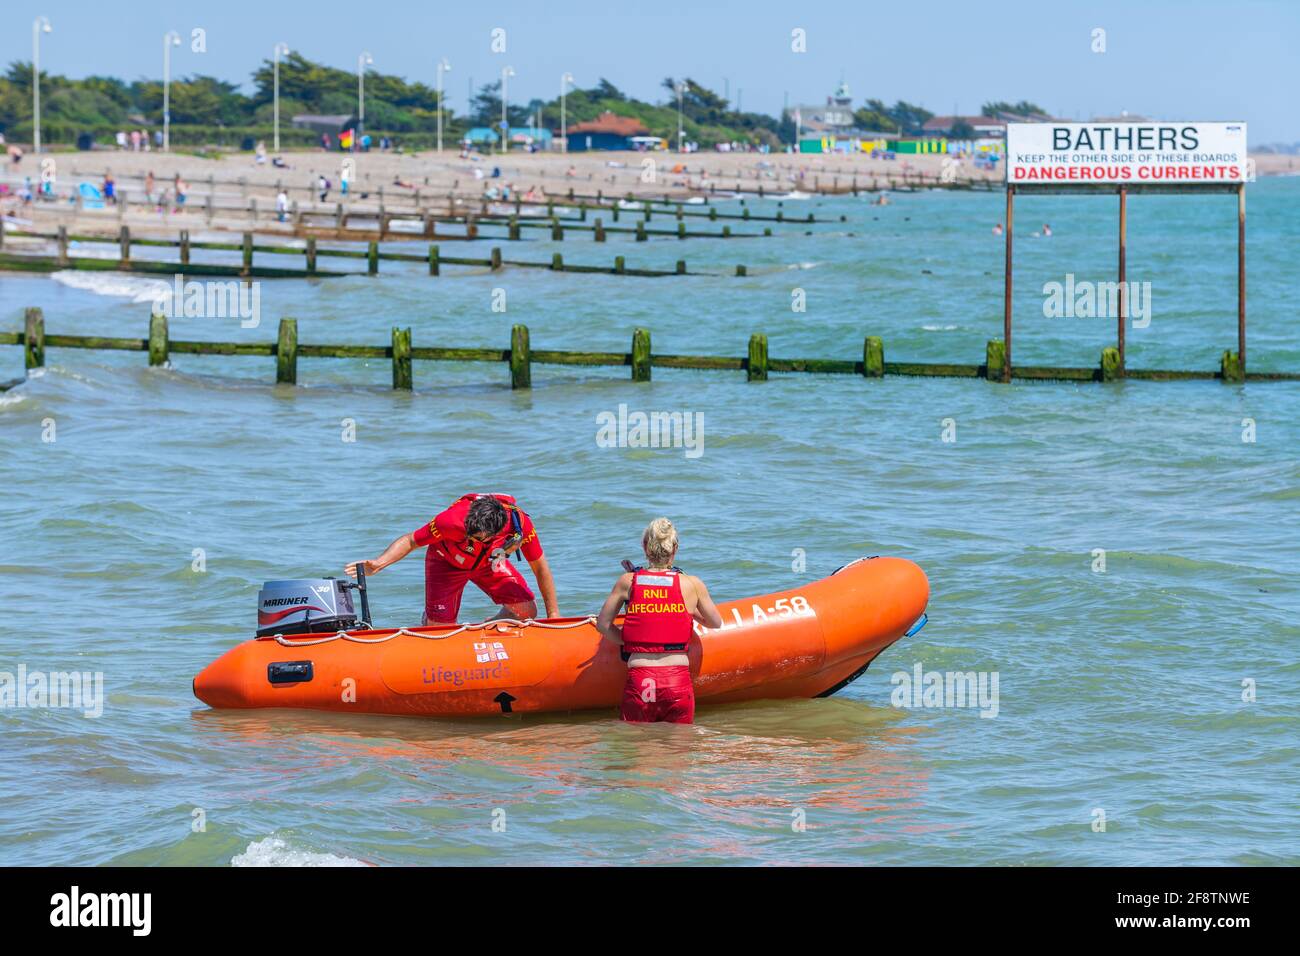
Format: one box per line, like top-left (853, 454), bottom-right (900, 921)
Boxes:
top-left (595, 573), bottom-right (633, 645)
top-left (345, 533), bottom-right (415, 578)
top-left (527, 554), bottom-right (560, 619)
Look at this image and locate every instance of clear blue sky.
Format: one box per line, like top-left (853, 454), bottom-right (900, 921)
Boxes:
top-left (6, 0), bottom-right (1298, 142)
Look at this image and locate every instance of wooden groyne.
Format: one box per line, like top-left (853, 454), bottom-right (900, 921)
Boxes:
top-left (5, 307), bottom-right (1292, 393)
top-left (50, 169), bottom-right (846, 228)
top-left (0, 227), bottom-right (751, 279)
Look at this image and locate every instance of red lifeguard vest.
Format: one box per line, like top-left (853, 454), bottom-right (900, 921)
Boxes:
top-left (621, 568), bottom-right (693, 655)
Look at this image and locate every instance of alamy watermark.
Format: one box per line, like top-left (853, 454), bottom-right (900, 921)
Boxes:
top-left (596, 403), bottom-right (704, 459)
top-left (1, 664), bottom-right (104, 718)
top-left (891, 663), bottom-right (999, 718)
top-left (1042, 273), bottom-right (1151, 327)
top-left (150, 274), bottom-right (261, 329)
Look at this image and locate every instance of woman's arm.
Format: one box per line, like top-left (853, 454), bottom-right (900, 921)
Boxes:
top-left (684, 575), bottom-right (724, 629)
top-left (595, 573), bottom-right (634, 645)
top-left (345, 533), bottom-right (415, 578)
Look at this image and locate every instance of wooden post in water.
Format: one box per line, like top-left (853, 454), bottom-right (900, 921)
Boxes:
top-left (119, 226), bottom-right (131, 265)
top-left (636, 221), bottom-right (646, 242)
top-left (1002, 185), bottom-right (1014, 382)
top-left (736, 265), bottom-right (747, 277)
top-left (614, 255), bottom-right (625, 275)
top-left (863, 336), bottom-right (884, 377)
top-left (276, 318), bottom-right (298, 384)
top-left (1101, 347), bottom-right (1121, 382)
top-left (24, 307), bottom-right (45, 371)
top-left (490, 247), bottom-right (502, 271)
top-left (509, 218), bottom-right (520, 241)
top-left (305, 237), bottom-right (317, 274)
top-left (510, 324), bottom-right (531, 389)
top-left (1117, 186), bottom-right (1127, 374)
top-left (747, 334), bottom-right (769, 381)
top-left (594, 218), bottom-right (605, 242)
top-left (149, 312), bottom-right (169, 366)
top-left (241, 233), bottom-right (253, 276)
top-left (368, 241), bottom-right (379, 275)
top-left (985, 340), bottom-right (1007, 381)
top-left (428, 244), bottom-right (440, 276)
top-left (551, 219), bottom-right (563, 241)
top-left (391, 327), bottom-right (413, 390)
top-left (676, 260), bottom-right (686, 275)
top-left (1238, 183), bottom-right (1246, 374)
top-left (677, 222), bottom-right (686, 240)
top-left (180, 230), bottom-right (191, 265)
top-left (631, 328), bottom-right (651, 382)
top-left (57, 226), bottom-right (68, 266)
top-left (551, 253), bottom-right (564, 271)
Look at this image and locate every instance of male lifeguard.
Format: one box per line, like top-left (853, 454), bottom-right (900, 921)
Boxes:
top-left (346, 493), bottom-right (558, 623)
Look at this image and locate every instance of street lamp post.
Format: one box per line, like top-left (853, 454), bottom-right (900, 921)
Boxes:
top-left (676, 82), bottom-right (686, 153)
top-left (357, 51), bottom-right (373, 151)
top-left (500, 66), bottom-right (514, 155)
top-left (163, 31), bottom-right (181, 152)
top-left (32, 17), bottom-right (52, 154)
top-left (272, 43), bottom-right (290, 153)
top-left (560, 72), bottom-right (573, 153)
top-left (436, 58), bottom-right (451, 152)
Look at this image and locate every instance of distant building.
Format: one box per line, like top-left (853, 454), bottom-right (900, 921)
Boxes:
top-left (792, 81), bottom-right (858, 137)
top-left (921, 115), bottom-right (1010, 139)
top-left (566, 112), bottom-right (650, 151)
top-left (509, 127), bottom-right (554, 150)
top-left (291, 114), bottom-right (356, 137)
top-left (463, 127), bottom-right (501, 147)
top-left (923, 111), bottom-right (1057, 140)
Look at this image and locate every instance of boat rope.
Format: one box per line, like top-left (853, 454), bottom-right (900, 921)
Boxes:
top-left (272, 616), bottom-right (599, 647)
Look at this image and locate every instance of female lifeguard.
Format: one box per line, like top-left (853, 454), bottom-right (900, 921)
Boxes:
top-left (595, 518), bottom-right (722, 724)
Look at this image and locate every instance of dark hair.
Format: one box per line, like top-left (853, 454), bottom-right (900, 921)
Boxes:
top-left (465, 497), bottom-right (507, 539)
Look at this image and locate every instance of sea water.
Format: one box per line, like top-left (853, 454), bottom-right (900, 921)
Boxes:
top-left (1, 180), bottom-right (1297, 865)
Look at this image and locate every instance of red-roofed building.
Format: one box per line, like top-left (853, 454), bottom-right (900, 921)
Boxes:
top-left (566, 112), bottom-right (650, 151)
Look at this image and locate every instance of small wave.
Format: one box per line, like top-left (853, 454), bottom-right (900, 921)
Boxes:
top-left (49, 270), bottom-right (170, 303)
top-left (921, 324), bottom-right (959, 331)
top-left (231, 837), bottom-right (367, 867)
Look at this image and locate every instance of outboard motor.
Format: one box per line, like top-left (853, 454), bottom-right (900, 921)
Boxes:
top-left (256, 568), bottom-right (372, 637)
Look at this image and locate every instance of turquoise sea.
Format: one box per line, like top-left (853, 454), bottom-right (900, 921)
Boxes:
top-left (1, 177), bottom-right (1298, 865)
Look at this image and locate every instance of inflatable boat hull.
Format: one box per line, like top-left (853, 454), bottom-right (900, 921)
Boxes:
top-left (193, 556), bottom-right (928, 718)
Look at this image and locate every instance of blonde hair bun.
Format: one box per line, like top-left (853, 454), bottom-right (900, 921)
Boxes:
top-left (642, 517), bottom-right (679, 567)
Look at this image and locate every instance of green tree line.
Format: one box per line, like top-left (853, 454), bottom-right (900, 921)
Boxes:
top-left (0, 54), bottom-right (1014, 147)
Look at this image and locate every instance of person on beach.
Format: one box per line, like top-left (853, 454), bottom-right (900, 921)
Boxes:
top-left (346, 493), bottom-right (559, 625)
top-left (144, 171), bottom-right (155, 204)
top-left (318, 175), bottom-right (330, 201)
top-left (992, 223), bottom-right (1003, 237)
top-left (276, 189), bottom-right (289, 222)
top-left (595, 518), bottom-right (722, 725)
top-left (103, 172), bottom-right (116, 205)
top-left (173, 175), bottom-right (188, 212)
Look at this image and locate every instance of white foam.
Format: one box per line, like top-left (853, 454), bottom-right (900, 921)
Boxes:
top-left (231, 836), bottom-right (367, 868)
top-left (49, 270), bottom-right (171, 303)
top-left (921, 324), bottom-right (959, 331)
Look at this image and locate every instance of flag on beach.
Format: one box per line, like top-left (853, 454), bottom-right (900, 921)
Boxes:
top-left (340, 129), bottom-right (354, 150)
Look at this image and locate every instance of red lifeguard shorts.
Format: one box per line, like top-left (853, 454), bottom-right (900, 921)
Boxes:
top-left (620, 666), bottom-right (695, 724)
top-left (423, 555), bottom-right (535, 624)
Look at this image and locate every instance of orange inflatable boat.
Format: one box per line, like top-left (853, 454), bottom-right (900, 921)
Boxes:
top-left (193, 556), bottom-right (928, 718)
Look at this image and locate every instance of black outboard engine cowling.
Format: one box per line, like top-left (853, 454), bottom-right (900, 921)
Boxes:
top-left (257, 578), bottom-right (358, 637)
